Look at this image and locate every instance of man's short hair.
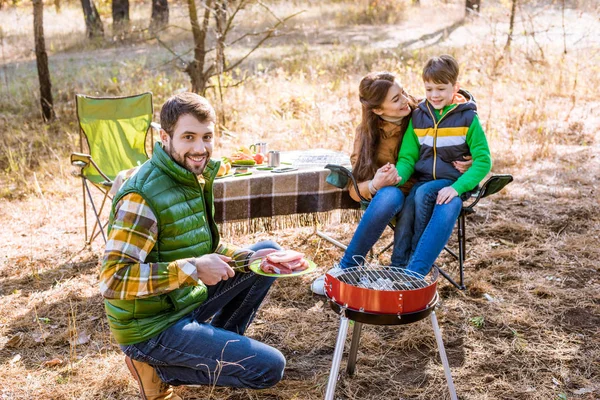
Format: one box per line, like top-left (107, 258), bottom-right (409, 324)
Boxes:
top-left (422, 54), bottom-right (460, 85)
top-left (160, 92), bottom-right (216, 136)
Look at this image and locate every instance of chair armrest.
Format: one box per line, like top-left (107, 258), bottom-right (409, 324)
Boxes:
top-left (464, 174), bottom-right (513, 210)
top-left (324, 164), bottom-right (370, 205)
top-left (70, 152), bottom-right (112, 182)
top-left (71, 152), bottom-right (92, 167)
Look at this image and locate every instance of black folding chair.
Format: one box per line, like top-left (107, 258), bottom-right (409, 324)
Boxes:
top-left (321, 164), bottom-right (513, 290)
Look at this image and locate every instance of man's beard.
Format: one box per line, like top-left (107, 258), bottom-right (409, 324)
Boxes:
top-left (165, 145), bottom-right (209, 175)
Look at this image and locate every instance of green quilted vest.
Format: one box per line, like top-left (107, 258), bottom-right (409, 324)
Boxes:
top-left (104, 142), bottom-right (221, 345)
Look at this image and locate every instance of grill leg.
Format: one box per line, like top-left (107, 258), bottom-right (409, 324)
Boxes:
top-left (430, 311), bottom-right (458, 400)
top-left (325, 315), bottom-right (350, 400)
top-left (346, 322), bottom-right (362, 376)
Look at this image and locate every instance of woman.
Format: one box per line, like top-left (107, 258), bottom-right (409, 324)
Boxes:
top-left (311, 72), bottom-right (470, 294)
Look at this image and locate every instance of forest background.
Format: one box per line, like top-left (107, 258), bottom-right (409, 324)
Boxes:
top-left (0, 0), bottom-right (599, 399)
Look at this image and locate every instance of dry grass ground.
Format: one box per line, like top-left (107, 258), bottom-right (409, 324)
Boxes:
top-left (1, 0), bottom-right (599, 399)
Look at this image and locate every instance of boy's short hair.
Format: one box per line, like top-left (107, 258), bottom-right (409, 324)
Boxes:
top-left (422, 54), bottom-right (459, 85)
top-left (160, 92), bottom-right (216, 136)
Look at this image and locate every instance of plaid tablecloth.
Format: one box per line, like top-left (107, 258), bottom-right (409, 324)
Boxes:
top-left (213, 166), bottom-right (358, 224)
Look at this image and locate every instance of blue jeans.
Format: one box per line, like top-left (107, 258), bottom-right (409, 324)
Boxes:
top-left (339, 186), bottom-right (405, 268)
top-left (391, 179), bottom-right (453, 266)
top-left (406, 196), bottom-right (462, 276)
top-left (121, 240), bottom-right (286, 389)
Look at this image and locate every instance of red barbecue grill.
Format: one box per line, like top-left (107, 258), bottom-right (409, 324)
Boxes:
top-left (324, 264), bottom-right (458, 400)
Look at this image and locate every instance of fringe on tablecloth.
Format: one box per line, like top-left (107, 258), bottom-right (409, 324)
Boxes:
top-left (218, 209), bottom-right (363, 237)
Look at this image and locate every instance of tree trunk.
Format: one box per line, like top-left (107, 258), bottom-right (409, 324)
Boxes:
top-left (185, 0), bottom-right (212, 93)
top-left (80, 0), bottom-right (104, 38)
top-left (33, 0), bottom-right (55, 122)
top-left (112, 0), bottom-right (130, 37)
top-left (150, 0), bottom-right (169, 32)
top-left (465, 0), bottom-right (481, 14)
top-left (504, 0), bottom-right (517, 51)
top-left (214, 0), bottom-right (227, 73)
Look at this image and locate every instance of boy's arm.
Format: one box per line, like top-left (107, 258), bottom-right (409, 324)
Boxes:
top-left (451, 115), bottom-right (492, 195)
top-left (100, 193), bottom-right (200, 300)
top-left (395, 119), bottom-right (420, 186)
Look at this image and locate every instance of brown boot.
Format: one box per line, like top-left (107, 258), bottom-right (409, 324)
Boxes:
top-left (125, 356), bottom-right (182, 400)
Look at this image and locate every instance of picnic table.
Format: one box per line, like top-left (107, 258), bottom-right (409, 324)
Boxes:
top-left (110, 149), bottom-right (360, 235)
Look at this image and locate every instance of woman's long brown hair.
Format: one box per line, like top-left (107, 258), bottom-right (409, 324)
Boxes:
top-left (353, 72), bottom-right (418, 182)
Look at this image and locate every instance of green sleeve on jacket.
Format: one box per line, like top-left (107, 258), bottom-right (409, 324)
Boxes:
top-left (451, 115), bottom-right (492, 195)
top-left (395, 119), bottom-right (420, 186)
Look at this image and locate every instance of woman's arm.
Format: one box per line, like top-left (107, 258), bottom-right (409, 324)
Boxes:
top-left (349, 132), bottom-right (377, 202)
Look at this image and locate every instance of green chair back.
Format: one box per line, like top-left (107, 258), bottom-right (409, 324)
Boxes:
top-left (76, 93), bottom-right (152, 184)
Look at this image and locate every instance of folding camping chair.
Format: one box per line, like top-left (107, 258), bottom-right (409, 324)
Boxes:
top-left (70, 92), bottom-right (156, 244)
top-left (319, 164), bottom-right (513, 290)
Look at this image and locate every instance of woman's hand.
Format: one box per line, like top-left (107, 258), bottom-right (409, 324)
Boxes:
top-left (436, 186), bottom-right (459, 205)
top-left (372, 163), bottom-right (401, 189)
top-left (452, 155), bottom-right (472, 173)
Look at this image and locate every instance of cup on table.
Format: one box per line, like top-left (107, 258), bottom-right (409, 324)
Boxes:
top-left (250, 142), bottom-right (268, 155)
top-left (268, 150), bottom-right (280, 167)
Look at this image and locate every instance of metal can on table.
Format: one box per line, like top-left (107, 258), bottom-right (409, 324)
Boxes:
top-left (268, 150), bottom-right (280, 167)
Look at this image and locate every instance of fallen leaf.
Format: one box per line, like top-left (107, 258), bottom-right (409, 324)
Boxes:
top-left (70, 331), bottom-right (90, 346)
top-left (42, 358), bottom-right (63, 368)
top-left (6, 332), bottom-right (25, 348)
top-left (308, 300), bottom-right (324, 312)
top-left (573, 388), bottom-right (594, 395)
top-left (32, 332), bottom-right (50, 343)
top-left (498, 238), bottom-right (515, 246)
top-left (9, 354), bottom-right (22, 364)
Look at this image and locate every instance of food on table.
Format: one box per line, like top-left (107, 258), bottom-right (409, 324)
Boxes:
top-left (216, 159), bottom-right (232, 177)
top-left (260, 250), bottom-right (309, 274)
top-left (237, 145), bottom-right (253, 156)
top-left (229, 151), bottom-right (256, 165)
top-left (253, 153), bottom-right (265, 164)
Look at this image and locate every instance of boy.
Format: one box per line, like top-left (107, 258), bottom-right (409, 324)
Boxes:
top-left (392, 54), bottom-right (492, 275)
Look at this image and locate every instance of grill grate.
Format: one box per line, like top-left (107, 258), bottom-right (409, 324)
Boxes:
top-left (328, 259), bottom-right (433, 291)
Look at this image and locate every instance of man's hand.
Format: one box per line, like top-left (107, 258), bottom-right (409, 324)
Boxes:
top-left (436, 186), bottom-right (459, 205)
top-left (372, 163), bottom-right (401, 189)
top-left (452, 155), bottom-right (472, 173)
top-left (193, 254), bottom-right (235, 286)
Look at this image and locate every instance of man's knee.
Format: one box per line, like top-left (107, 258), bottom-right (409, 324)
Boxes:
top-left (248, 348), bottom-right (286, 389)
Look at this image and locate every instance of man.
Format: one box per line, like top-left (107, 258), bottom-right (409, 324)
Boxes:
top-left (100, 92), bottom-right (285, 400)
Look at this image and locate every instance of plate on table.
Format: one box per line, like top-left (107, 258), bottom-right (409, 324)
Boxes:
top-left (248, 259), bottom-right (317, 278)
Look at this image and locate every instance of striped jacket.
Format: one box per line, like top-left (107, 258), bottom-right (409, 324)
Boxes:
top-left (396, 89), bottom-right (492, 195)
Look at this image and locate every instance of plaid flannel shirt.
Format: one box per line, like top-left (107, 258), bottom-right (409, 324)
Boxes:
top-left (100, 192), bottom-right (250, 300)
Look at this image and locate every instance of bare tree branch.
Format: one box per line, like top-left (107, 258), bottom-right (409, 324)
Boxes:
top-left (222, 0), bottom-right (250, 37)
top-left (155, 36), bottom-right (188, 64)
top-left (257, 0), bottom-right (283, 24)
top-left (224, 10), bottom-right (302, 72)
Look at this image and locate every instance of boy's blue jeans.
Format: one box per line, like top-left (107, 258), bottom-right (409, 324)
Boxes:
top-left (120, 240), bottom-right (286, 389)
top-left (338, 181), bottom-right (462, 277)
top-left (391, 179), bottom-right (456, 267)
